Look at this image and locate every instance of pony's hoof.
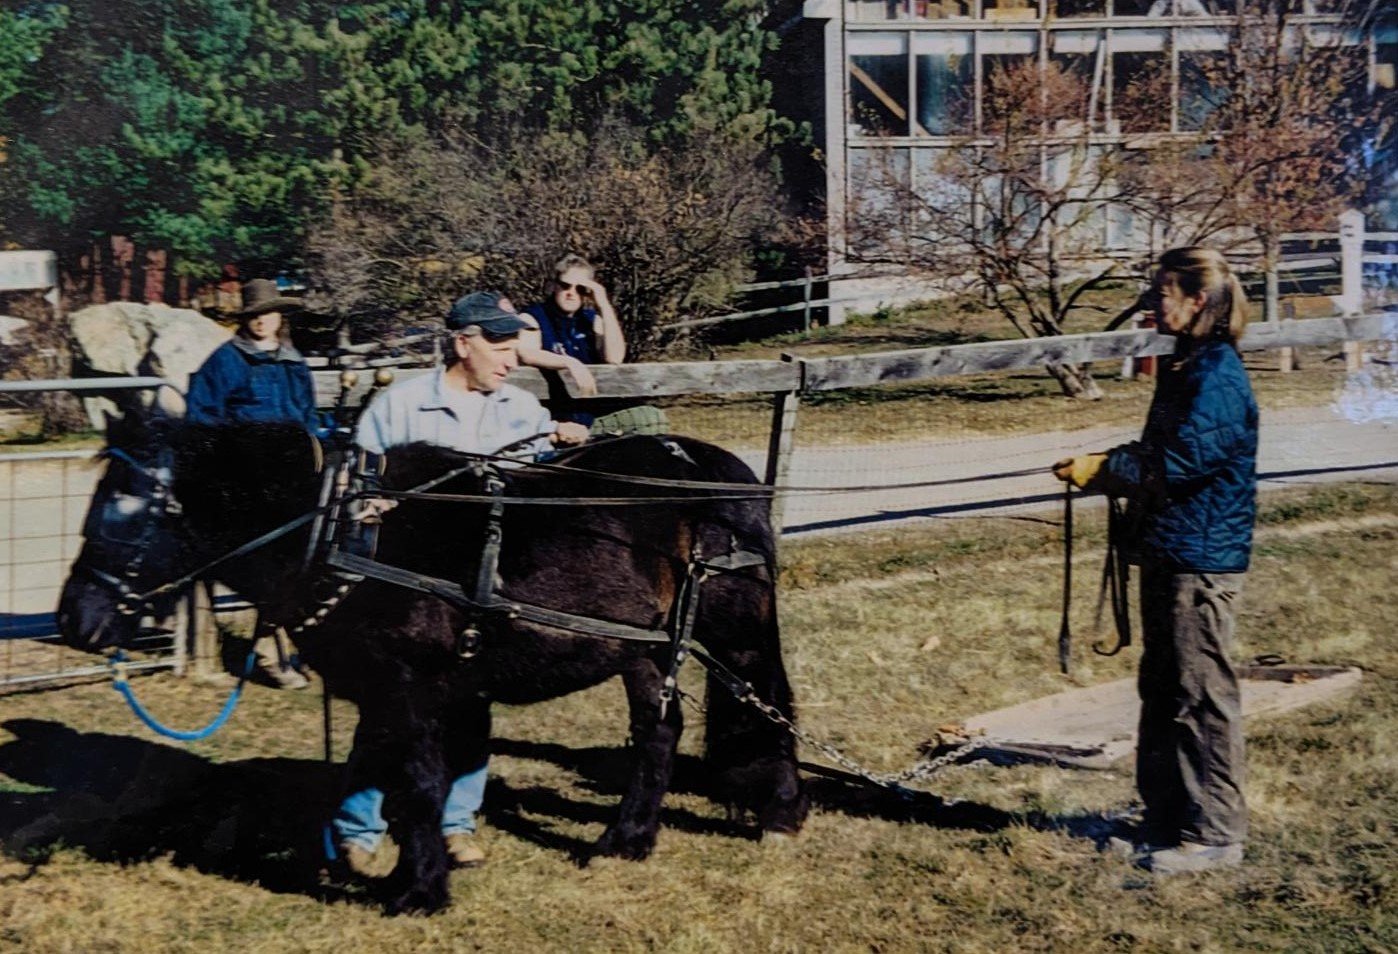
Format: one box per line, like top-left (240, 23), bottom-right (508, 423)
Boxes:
top-left (593, 826), bottom-right (655, 861)
top-left (760, 829), bottom-right (800, 847)
top-left (383, 883), bottom-right (450, 917)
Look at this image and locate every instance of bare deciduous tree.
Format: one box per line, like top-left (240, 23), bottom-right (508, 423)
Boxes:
top-left (850, 59), bottom-right (1126, 398)
top-left (1122, 0), bottom-right (1389, 320)
top-left (848, 0), bottom-right (1389, 388)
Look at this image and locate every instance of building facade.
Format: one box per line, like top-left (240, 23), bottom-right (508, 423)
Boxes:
top-left (801, 0), bottom-right (1397, 314)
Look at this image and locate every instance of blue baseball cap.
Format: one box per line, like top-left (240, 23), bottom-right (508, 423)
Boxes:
top-left (446, 291), bottom-right (528, 340)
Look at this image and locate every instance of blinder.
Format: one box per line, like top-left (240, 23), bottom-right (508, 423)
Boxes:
top-left (76, 444), bottom-right (184, 615)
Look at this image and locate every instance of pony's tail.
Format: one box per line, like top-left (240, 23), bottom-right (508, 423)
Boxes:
top-left (700, 587), bottom-right (808, 834)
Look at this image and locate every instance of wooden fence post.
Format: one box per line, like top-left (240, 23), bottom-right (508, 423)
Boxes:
top-left (186, 580), bottom-right (220, 680)
top-left (1339, 208), bottom-right (1365, 372)
top-left (764, 354), bottom-right (803, 539)
top-left (1278, 268), bottom-right (1295, 373)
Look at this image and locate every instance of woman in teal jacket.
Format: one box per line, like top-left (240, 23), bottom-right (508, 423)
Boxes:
top-left (1054, 247), bottom-right (1258, 876)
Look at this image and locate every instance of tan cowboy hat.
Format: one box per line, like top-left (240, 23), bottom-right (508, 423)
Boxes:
top-left (234, 278), bottom-right (302, 319)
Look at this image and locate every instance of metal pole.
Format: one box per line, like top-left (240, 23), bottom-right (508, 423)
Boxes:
top-left (802, 266), bottom-right (814, 335)
top-left (1339, 208), bottom-right (1365, 372)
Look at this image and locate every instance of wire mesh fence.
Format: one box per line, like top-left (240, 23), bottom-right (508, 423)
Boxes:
top-left (0, 449), bottom-right (183, 690)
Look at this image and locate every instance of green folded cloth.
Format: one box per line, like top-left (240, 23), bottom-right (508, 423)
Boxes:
top-left (589, 405), bottom-right (669, 437)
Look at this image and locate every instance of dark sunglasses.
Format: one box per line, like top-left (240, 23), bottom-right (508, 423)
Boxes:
top-left (555, 281), bottom-right (591, 293)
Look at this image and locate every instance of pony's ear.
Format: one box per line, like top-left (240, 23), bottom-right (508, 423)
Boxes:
top-left (103, 407), bottom-right (154, 452)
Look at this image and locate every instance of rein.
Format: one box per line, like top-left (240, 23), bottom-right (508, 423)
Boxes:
top-left (1058, 488), bottom-right (1133, 675)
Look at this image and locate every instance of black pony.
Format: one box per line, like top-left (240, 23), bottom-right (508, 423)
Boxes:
top-left (57, 416), bottom-right (808, 913)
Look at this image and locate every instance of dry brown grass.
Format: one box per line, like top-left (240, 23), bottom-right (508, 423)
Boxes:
top-left (1, 483), bottom-right (1394, 952)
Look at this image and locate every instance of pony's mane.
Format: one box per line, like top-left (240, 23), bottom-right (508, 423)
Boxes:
top-left (169, 421), bottom-right (322, 532)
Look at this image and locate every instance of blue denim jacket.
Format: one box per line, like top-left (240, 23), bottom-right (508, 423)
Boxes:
top-left (185, 337), bottom-right (317, 431)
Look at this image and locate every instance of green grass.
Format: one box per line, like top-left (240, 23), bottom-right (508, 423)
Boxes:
top-left (0, 429), bottom-right (103, 454)
top-left (1, 483), bottom-right (1394, 951)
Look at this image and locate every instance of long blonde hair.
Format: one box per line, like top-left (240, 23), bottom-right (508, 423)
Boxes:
top-left (1157, 246), bottom-right (1248, 349)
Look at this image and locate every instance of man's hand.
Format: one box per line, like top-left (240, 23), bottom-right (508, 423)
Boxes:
top-left (552, 422), bottom-right (590, 446)
top-left (352, 497), bottom-right (397, 523)
top-left (1052, 454), bottom-right (1108, 490)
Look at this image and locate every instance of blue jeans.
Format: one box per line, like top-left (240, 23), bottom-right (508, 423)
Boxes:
top-left (333, 763), bottom-right (488, 851)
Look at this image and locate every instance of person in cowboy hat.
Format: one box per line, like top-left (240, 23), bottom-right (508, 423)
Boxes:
top-left (185, 278), bottom-right (318, 432)
top-left (186, 277), bottom-right (319, 689)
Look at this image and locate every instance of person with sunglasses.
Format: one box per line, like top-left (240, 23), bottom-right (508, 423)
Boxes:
top-left (520, 254), bottom-right (626, 367)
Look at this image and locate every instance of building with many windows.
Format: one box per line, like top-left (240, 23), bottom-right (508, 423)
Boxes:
top-left (797, 0), bottom-right (1397, 316)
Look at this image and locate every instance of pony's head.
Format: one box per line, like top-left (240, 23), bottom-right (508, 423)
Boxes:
top-left (57, 413), bottom-right (189, 652)
top-left (57, 415), bottom-right (325, 652)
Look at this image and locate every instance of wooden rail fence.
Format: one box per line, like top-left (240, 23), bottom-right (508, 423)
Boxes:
top-left (3, 310), bottom-right (1393, 688)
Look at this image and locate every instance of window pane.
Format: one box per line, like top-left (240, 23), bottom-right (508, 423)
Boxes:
top-left (1112, 50), bottom-right (1170, 133)
top-left (848, 148), bottom-right (912, 258)
top-left (849, 34), bottom-right (911, 136)
top-left (914, 34), bottom-right (975, 134)
top-left (1049, 0), bottom-right (1105, 16)
top-left (1178, 51), bottom-right (1227, 131)
top-left (1051, 28), bottom-right (1104, 132)
top-left (1107, 149), bottom-right (1154, 251)
top-left (982, 51), bottom-right (1038, 135)
top-left (913, 0), bottom-right (974, 20)
top-left (983, 0), bottom-right (1039, 20)
top-left (1046, 144), bottom-right (1106, 253)
top-left (912, 148), bottom-right (975, 246)
top-left (1377, 38), bottom-right (1397, 94)
top-left (846, 0), bottom-right (910, 21)
top-left (977, 152), bottom-right (1044, 247)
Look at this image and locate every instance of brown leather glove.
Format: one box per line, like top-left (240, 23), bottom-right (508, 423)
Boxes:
top-left (1051, 453), bottom-right (1108, 490)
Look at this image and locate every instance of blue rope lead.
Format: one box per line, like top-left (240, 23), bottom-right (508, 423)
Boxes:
top-left (109, 649), bottom-right (256, 742)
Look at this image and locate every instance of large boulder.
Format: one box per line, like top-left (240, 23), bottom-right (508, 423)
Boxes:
top-left (69, 302), bottom-right (231, 421)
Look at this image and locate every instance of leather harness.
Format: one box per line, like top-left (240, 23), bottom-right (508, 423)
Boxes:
top-left (319, 459), bottom-right (769, 713)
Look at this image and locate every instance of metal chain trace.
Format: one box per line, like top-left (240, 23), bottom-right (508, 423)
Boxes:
top-left (677, 683), bottom-right (993, 797)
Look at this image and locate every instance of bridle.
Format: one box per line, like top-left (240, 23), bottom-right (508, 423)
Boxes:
top-left (75, 445), bottom-right (184, 619)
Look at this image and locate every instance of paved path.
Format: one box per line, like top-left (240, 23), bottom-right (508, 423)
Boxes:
top-left (758, 403), bottom-right (1398, 537)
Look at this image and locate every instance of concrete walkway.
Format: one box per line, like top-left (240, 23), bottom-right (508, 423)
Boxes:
top-left (768, 403), bottom-right (1397, 537)
top-left (963, 664), bottom-right (1363, 770)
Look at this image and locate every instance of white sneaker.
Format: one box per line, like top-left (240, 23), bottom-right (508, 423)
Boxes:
top-left (1146, 842), bottom-right (1244, 876)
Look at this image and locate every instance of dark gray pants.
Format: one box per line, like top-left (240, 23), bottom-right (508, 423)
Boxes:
top-left (1137, 563), bottom-right (1248, 847)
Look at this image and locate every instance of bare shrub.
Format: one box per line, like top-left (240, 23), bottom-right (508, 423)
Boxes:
top-left (849, 59), bottom-right (1125, 399)
top-left (305, 120), bottom-right (805, 358)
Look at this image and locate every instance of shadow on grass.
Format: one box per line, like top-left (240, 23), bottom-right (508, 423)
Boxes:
top-left (0, 719), bottom-right (1127, 902)
top-left (0, 718), bottom-right (357, 903)
top-left (489, 737), bottom-right (1036, 848)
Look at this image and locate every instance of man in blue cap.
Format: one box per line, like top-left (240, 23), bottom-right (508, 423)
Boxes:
top-left (335, 290), bottom-right (588, 876)
top-left (356, 290), bottom-right (590, 457)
